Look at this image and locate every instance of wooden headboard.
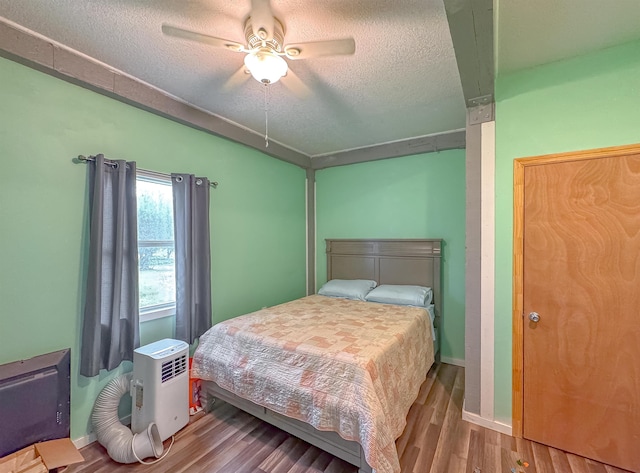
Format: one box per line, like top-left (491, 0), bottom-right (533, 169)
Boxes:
top-left (326, 239), bottom-right (443, 352)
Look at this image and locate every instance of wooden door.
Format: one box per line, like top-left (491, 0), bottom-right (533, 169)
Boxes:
top-left (522, 153), bottom-right (640, 472)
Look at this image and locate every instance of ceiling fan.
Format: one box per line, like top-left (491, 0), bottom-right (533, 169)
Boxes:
top-left (161, 0), bottom-right (356, 97)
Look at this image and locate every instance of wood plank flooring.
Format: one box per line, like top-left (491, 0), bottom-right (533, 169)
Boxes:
top-left (67, 363), bottom-right (634, 473)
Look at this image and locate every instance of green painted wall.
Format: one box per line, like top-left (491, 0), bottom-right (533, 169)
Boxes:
top-left (0, 57), bottom-right (306, 441)
top-left (494, 39), bottom-right (640, 423)
top-left (315, 151), bottom-right (466, 361)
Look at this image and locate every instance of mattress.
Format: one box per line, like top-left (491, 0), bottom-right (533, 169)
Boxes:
top-left (192, 294), bottom-right (435, 473)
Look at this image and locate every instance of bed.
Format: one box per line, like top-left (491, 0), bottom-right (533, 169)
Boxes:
top-left (192, 239), bottom-right (442, 473)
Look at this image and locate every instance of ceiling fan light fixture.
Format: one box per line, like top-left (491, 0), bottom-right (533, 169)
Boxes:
top-left (244, 49), bottom-right (288, 84)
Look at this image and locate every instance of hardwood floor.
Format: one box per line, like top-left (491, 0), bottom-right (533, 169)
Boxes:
top-left (67, 363), bottom-right (634, 473)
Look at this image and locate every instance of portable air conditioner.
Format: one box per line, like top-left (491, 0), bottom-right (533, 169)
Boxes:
top-left (130, 338), bottom-right (189, 441)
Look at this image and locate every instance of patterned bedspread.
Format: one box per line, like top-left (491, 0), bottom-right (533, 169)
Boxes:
top-left (192, 294), bottom-right (435, 473)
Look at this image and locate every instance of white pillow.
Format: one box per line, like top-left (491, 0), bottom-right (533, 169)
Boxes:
top-left (365, 284), bottom-right (432, 307)
top-left (317, 279), bottom-right (377, 301)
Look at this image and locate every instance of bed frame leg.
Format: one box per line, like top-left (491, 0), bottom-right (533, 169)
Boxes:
top-left (357, 449), bottom-right (373, 473)
top-left (199, 389), bottom-right (217, 413)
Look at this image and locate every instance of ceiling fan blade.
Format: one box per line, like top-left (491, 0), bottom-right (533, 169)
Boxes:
top-left (250, 0), bottom-right (275, 41)
top-left (162, 24), bottom-right (245, 52)
top-left (284, 38), bottom-right (355, 60)
top-left (281, 69), bottom-right (311, 99)
top-left (223, 66), bottom-right (251, 91)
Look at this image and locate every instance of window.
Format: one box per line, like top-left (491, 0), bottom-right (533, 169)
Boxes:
top-left (136, 171), bottom-right (176, 321)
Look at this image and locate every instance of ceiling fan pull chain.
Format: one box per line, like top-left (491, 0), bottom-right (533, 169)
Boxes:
top-left (264, 83), bottom-right (269, 148)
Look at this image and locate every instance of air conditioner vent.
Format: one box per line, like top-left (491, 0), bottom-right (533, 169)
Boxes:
top-left (161, 354), bottom-right (187, 383)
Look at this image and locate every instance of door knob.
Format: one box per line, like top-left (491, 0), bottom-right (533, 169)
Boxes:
top-left (529, 312), bottom-right (540, 323)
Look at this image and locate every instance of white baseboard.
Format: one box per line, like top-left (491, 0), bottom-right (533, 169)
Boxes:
top-left (462, 408), bottom-right (512, 436)
top-left (440, 356), bottom-right (465, 367)
top-left (72, 414), bottom-right (131, 449)
top-left (72, 432), bottom-right (96, 449)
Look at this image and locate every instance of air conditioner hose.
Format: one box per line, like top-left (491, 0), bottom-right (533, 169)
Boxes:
top-left (91, 373), bottom-right (165, 464)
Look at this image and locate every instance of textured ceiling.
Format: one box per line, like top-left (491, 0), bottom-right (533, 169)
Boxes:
top-left (0, 0), bottom-right (466, 157)
top-left (496, 0), bottom-right (640, 74)
top-left (3, 1), bottom-right (639, 159)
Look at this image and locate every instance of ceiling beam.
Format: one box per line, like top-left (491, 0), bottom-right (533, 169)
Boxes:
top-left (0, 19), bottom-right (311, 169)
top-left (310, 130), bottom-right (466, 170)
top-left (444, 0), bottom-right (494, 106)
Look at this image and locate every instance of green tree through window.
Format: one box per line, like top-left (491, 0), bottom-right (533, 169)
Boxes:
top-left (136, 174), bottom-right (176, 317)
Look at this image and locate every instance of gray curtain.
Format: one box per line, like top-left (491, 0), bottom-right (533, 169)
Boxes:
top-left (80, 155), bottom-right (140, 377)
top-left (172, 174), bottom-right (212, 344)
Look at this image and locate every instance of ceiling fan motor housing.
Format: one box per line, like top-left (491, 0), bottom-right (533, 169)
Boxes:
top-left (244, 17), bottom-right (285, 52)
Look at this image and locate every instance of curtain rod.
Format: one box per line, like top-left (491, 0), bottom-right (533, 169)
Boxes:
top-left (75, 155), bottom-right (218, 188)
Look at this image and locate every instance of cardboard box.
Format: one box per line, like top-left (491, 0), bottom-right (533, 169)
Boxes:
top-left (0, 439), bottom-right (84, 473)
